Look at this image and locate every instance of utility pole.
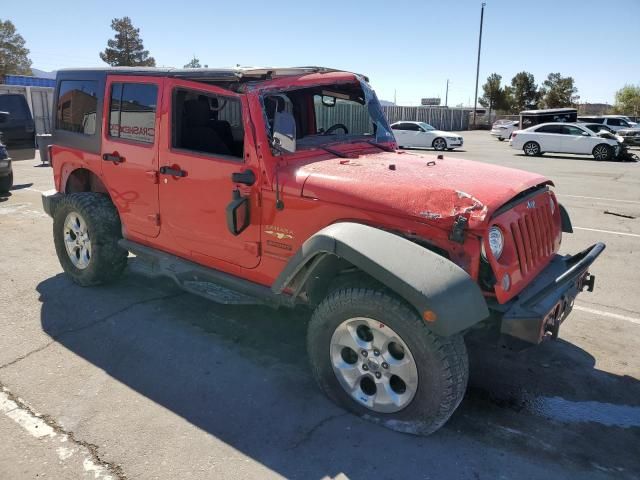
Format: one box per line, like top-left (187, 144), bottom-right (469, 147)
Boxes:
top-left (472, 2), bottom-right (486, 127)
top-left (445, 79), bottom-right (449, 107)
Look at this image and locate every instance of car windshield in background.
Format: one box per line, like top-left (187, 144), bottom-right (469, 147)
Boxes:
top-left (419, 122), bottom-right (435, 131)
top-left (262, 79), bottom-right (393, 152)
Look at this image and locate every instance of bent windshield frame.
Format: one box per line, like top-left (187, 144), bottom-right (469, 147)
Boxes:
top-left (261, 77), bottom-right (394, 154)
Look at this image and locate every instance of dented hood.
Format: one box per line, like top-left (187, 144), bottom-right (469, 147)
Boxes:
top-left (299, 151), bottom-right (550, 229)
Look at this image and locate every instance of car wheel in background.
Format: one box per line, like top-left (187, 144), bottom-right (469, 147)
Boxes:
top-left (0, 172), bottom-right (13, 193)
top-left (593, 144), bottom-right (613, 161)
top-left (498, 137), bottom-right (505, 142)
top-left (432, 138), bottom-right (447, 151)
top-left (523, 141), bottom-right (541, 156)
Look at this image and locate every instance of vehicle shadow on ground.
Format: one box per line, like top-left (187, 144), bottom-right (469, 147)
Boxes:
top-left (36, 272), bottom-right (640, 479)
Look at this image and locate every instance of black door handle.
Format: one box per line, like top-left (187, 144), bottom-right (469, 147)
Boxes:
top-left (159, 166), bottom-right (186, 177)
top-left (102, 153), bottom-right (124, 164)
top-left (231, 170), bottom-right (256, 186)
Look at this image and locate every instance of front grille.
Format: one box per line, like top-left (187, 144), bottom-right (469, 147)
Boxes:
top-left (510, 202), bottom-right (555, 275)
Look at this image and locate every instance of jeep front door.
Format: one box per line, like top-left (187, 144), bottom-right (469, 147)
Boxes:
top-left (101, 75), bottom-right (162, 238)
top-left (158, 80), bottom-right (261, 269)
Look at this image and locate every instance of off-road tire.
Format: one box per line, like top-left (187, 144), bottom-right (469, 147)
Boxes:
top-left (523, 141), bottom-right (541, 156)
top-left (0, 172), bottom-right (13, 193)
top-left (307, 287), bottom-right (468, 436)
top-left (53, 192), bottom-right (127, 286)
top-left (592, 143), bottom-right (613, 161)
top-left (432, 137), bottom-right (447, 151)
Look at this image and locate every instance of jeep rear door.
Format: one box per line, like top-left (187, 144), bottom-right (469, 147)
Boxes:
top-left (157, 79), bottom-right (261, 269)
top-left (101, 75), bottom-right (163, 238)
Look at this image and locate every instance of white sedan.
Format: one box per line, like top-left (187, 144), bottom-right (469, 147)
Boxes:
top-left (391, 121), bottom-right (463, 151)
top-left (490, 119), bottom-right (519, 141)
top-left (510, 122), bottom-right (621, 160)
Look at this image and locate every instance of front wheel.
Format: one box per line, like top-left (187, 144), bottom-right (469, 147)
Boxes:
top-left (307, 288), bottom-right (468, 436)
top-left (593, 143), bottom-right (613, 161)
top-left (432, 137), bottom-right (447, 151)
top-left (523, 141), bottom-right (541, 156)
top-left (498, 137), bottom-right (505, 142)
top-left (53, 192), bottom-right (128, 286)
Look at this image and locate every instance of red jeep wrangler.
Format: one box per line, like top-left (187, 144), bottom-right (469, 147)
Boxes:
top-left (42, 67), bottom-right (604, 435)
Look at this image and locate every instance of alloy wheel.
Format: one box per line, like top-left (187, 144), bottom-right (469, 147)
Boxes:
top-left (330, 317), bottom-right (419, 413)
top-left (433, 138), bottom-right (446, 151)
top-left (63, 211), bottom-right (92, 269)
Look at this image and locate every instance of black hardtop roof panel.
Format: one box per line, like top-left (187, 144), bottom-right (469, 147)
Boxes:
top-left (56, 66), bottom-right (362, 83)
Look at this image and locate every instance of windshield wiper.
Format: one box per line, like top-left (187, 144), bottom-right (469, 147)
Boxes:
top-left (366, 139), bottom-right (395, 152)
top-left (318, 145), bottom-right (349, 158)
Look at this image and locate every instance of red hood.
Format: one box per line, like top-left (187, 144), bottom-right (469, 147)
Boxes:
top-left (298, 151), bottom-right (551, 229)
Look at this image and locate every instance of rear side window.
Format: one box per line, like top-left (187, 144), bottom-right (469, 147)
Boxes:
top-left (393, 123), bottom-right (420, 131)
top-left (0, 94), bottom-right (30, 120)
top-left (56, 80), bottom-right (99, 135)
top-left (535, 125), bottom-right (563, 134)
top-left (109, 83), bottom-right (158, 144)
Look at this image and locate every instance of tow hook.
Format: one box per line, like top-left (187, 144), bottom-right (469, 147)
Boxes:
top-left (581, 274), bottom-right (596, 292)
top-left (449, 216), bottom-right (468, 244)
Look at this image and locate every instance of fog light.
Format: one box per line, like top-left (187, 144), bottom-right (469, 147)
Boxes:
top-left (501, 273), bottom-right (511, 291)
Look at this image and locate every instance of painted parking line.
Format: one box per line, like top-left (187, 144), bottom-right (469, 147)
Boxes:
top-left (558, 194), bottom-right (640, 205)
top-left (574, 305), bottom-right (640, 326)
top-left (574, 227), bottom-right (640, 238)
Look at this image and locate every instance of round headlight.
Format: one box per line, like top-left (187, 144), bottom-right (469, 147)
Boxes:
top-left (481, 226), bottom-right (504, 260)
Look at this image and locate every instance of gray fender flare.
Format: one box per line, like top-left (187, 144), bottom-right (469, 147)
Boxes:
top-left (272, 222), bottom-right (489, 337)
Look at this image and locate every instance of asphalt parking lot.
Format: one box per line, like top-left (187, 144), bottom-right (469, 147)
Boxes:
top-left (1, 131), bottom-right (639, 480)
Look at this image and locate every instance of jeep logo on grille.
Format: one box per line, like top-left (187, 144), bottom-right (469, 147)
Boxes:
top-left (527, 200), bottom-right (536, 209)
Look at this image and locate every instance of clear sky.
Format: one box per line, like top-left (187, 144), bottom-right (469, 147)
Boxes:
top-left (4, 0), bottom-right (639, 106)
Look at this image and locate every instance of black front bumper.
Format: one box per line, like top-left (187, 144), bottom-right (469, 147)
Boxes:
top-left (493, 242), bottom-right (605, 345)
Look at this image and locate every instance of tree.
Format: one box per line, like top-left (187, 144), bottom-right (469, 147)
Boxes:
top-left (613, 85), bottom-right (640, 116)
top-left (510, 71), bottom-right (540, 112)
top-left (184, 56), bottom-right (201, 68)
top-left (540, 73), bottom-right (578, 108)
top-left (0, 19), bottom-right (32, 76)
top-left (478, 73), bottom-right (510, 119)
top-left (100, 17), bottom-right (156, 67)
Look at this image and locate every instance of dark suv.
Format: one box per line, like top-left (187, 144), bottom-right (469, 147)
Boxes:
top-left (0, 94), bottom-right (35, 146)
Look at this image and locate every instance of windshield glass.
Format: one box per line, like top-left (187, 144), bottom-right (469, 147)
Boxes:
top-left (419, 122), bottom-right (435, 131)
top-left (262, 77), bottom-right (394, 152)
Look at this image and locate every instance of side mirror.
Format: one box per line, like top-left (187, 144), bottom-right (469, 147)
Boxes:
top-left (582, 132), bottom-right (590, 136)
top-left (321, 95), bottom-right (336, 107)
top-left (226, 190), bottom-right (250, 236)
top-left (272, 110), bottom-right (296, 153)
top-left (0, 112), bottom-right (8, 124)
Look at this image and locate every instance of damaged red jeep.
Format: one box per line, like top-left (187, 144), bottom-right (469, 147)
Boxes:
top-left (42, 67), bottom-right (604, 435)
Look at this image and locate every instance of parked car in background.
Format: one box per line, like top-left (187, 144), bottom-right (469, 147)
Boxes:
top-left (490, 119), bottom-right (519, 141)
top-left (577, 115), bottom-right (636, 131)
top-left (0, 94), bottom-right (36, 146)
top-left (391, 121), bottom-right (463, 150)
top-left (617, 126), bottom-right (640, 146)
top-left (510, 122), bottom-right (620, 160)
top-left (0, 113), bottom-right (13, 193)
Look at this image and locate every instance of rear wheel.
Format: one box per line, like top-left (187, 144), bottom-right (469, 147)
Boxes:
top-left (0, 172), bottom-right (12, 193)
top-left (432, 138), bottom-right (447, 151)
top-left (498, 137), bottom-right (505, 142)
top-left (523, 141), bottom-right (541, 156)
top-left (307, 287), bottom-right (468, 435)
top-left (53, 193), bottom-right (127, 286)
top-left (593, 143), bottom-right (613, 161)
